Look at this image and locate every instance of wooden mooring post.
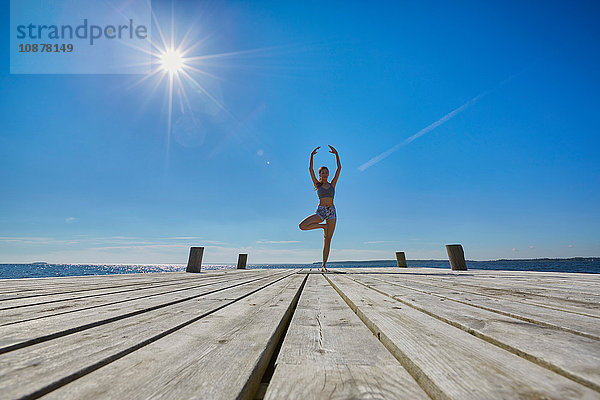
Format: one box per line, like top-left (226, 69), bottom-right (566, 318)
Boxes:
top-left (237, 253), bottom-right (248, 269)
top-left (186, 247), bottom-right (204, 273)
top-left (395, 251), bottom-right (407, 268)
top-left (446, 244), bottom-right (467, 271)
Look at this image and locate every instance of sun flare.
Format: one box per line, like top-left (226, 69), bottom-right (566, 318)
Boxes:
top-left (126, 5), bottom-right (278, 171)
top-left (159, 48), bottom-right (185, 74)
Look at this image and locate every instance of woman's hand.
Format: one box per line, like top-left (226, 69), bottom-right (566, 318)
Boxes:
top-left (328, 145), bottom-right (338, 155)
top-left (311, 146), bottom-right (320, 156)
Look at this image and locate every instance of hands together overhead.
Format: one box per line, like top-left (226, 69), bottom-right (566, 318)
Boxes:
top-left (311, 145), bottom-right (338, 157)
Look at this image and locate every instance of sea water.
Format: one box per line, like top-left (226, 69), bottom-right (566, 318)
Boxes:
top-left (0, 258), bottom-right (598, 279)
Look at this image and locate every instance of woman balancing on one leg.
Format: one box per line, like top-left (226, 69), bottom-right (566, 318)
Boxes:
top-left (299, 145), bottom-right (341, 272)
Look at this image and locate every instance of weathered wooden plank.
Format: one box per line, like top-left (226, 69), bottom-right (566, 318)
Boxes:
top-left (38, 274), bottom-right (306, 400)
top-left (0, 272), bottom-right (253, 323)
top-left (352, 268), bottom-right (600, 302)
top-left (326, 274), bottom-right (599, 400)
top-left (266, 364), bottom-right (426, 400)
top-left (0, 271), bottom-right (291, 352)
top-left (337, 267), bottom-right (600, 306)
top-left (390, 274), bottom-right (600, 315)
top-left (0, 272), bottom-right (194, 291)
top-left (0, 276), bottom-right (190, 302)
top-left (450, 281), bottom-right (600, 302)
top-left (0, 272), bottom-right (250, 306)
top-left (398, 269), bottom-right (600, 292)
top-left (362, 274), bottom-right (600, 340)
top-left (326, 268), bottom-right (600, 303)
top-left (0, 271), bottom-right (227, 298)
top-left (339, 267), bottom-right (600, 286)
top-left (0, 271), bottom-right (298, 399)
top-left (0, 272), bottom-right (180, 286)
top-left (263, 274), bottom-right (429, 399)
top-left (463, 275), bottom-right (600, 290)
top-left (348, 273), bottom-right (600, 392)
top-left (0, 269), bottom-right (257, 298)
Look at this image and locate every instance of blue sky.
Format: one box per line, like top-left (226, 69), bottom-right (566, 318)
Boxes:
top-left (1, 0), bottom-right (599, 264)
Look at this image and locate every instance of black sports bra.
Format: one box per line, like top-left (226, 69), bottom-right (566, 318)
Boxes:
top-left (317, 183), bottom-right (334, 199)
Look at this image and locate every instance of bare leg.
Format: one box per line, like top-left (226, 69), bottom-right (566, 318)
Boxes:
top-left (322, 237), bottom-right (331, 271)
top-left (321, 218), bottom-right (337, 271)
top-left (299, 214), bottom-right (326, 232)
top-left (305, 221), bottom-right (326, 231)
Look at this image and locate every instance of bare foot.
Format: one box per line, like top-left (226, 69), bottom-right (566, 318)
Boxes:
top-left (321, 266), bottom-right (328, 272)
top-left (323, 223), bottom-right (328, 239)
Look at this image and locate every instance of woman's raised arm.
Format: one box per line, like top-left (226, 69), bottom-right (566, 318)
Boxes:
top-left (329, 145), bottom-right (341, 186)
top-left (309, 146), bottom-right (320, 186)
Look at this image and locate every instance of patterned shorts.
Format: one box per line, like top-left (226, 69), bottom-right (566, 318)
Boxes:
top-left (316, 205), bottom-right (337, 221)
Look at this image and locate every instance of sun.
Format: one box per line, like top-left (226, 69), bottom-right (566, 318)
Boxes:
top-left (126, 4), bottom-right (283, 171)
top-left (159, 48), bottom-right (185, 74)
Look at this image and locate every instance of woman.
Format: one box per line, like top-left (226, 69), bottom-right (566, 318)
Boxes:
top-left (298, 145), bottom-right (341, 272)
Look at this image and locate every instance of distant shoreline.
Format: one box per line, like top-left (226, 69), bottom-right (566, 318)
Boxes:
top-left (313, 257), bottom-right (599, 265)
top-left (2, 257), bottom-right (597, 265)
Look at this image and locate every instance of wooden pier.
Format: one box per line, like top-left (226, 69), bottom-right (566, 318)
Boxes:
top-left (1, 267), bottom-right (599, 399)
